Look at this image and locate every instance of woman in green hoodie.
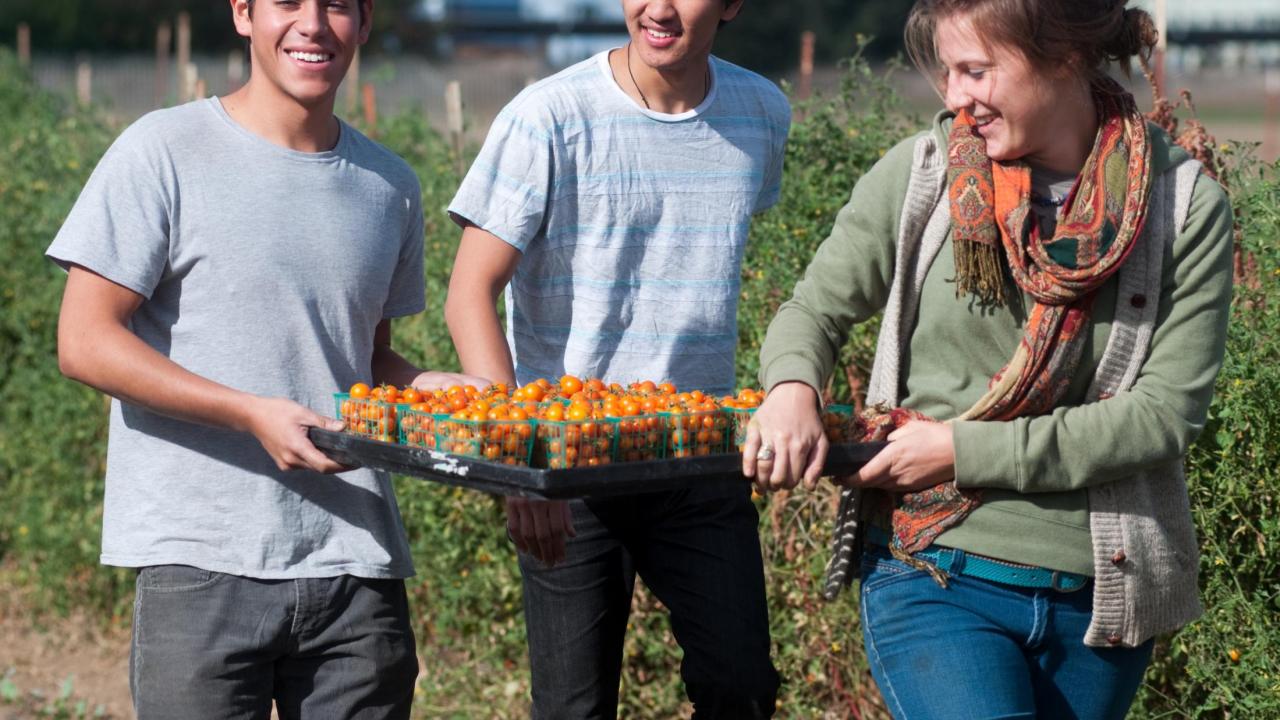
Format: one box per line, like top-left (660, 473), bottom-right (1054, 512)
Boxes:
top-left (742, 1), bottom-right (1234, 717)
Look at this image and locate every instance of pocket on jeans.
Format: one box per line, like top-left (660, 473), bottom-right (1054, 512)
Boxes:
top-left (138, 565), bottom-right (222, 593)
top-left (859, 550), bottom-right (926, 595)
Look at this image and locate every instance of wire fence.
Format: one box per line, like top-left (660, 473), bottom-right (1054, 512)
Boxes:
top-left (18, 47), bottom-right (1280, 160)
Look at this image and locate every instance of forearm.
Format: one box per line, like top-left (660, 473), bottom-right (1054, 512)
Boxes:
top-left (59, 316), bottom-right (257, 432)
top-left (445, 291), bottom-right (516, 387)
top-left (371, 344), bottom-right (426, 388)
top-left (953, 384), bottom-right (1212, 492)
top-left (954, 172), bottom-right (1234, 493)
top-left (445, 225), bottom-right (523, 388)
top-left (758, 207), bottom-right (895, 392)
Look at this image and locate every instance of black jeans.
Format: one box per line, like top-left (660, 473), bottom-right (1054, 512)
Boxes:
top-left (519, 479), bottom-right (779, 719)
top-left (130, 566), bottom-right (418, 719)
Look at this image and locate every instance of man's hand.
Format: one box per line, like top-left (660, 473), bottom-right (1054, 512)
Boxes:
top-left (837, 421), bottom-right (956, 492)
top-left (244, 396), bottom-right (351, 474)
top-left (410, 370), bottom-right (494, 392)
top-left (505, 497), bottom-right (577, 566)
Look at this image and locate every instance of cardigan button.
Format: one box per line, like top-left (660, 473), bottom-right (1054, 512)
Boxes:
top-left (1108, 634), bottom-right (1123, 646)
top-left (1112, 550), bottom-right (1127, 565)
top-left (1130, 294), bottom-right (1147, 309)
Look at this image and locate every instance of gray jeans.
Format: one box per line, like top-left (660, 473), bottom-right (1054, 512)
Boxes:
top-left (130, 566), bottom-right (417, 719)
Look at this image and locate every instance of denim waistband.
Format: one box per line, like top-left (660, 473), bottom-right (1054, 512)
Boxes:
top-left (865, 526), bottom-right (1089, 593)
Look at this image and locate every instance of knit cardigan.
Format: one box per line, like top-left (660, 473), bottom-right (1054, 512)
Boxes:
top-left (823, 132), bottom-right (1206, 648)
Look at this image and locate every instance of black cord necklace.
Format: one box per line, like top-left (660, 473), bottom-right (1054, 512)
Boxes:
top-left (625, 41), bottom-right (709, 111)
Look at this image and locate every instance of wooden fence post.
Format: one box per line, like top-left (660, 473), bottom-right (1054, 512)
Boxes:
top-left (176, 12), bottom-right (191, 98)
top-left (1266, 69), bottom-right (1280, 163)
top-left (17, 23), bottom-right (31, 67)
top-left (1152, 0), bottom-right (1167, 98)
top-left (445, 80), bottom-right (464, 175)
top-left (227, 49), bottom-right (245, 90)
top-left (155, 21), bottom-right (172, 106)
top-left (798, 31), bottom-right (815, 103)
top-left (182, 62), bottom-right (199, 103)
top-left (346, 47), bottom-right (361, 115)
top-left (76, 59), bottom-right (92, 106)
top-left (362, 82), bottom-right (377, 133)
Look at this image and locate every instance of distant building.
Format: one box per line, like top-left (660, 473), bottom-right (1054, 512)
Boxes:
top-left (415, 0), bottom-right (620, 24)
top-left (1135, 0), bottom-right (1280, 30)
top-left (415, 0), bottom-right (626, 66)
top-left (1133, 0), bottom-right (1280, 69)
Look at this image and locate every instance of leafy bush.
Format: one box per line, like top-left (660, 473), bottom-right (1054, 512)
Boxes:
top-left (2, 44), bottom-right (1278, 718)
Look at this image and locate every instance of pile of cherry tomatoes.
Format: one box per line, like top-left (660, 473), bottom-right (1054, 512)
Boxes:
top-left (336, 376), bottom-right (795, 468)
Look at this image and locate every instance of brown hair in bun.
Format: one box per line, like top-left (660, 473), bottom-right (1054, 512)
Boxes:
top-left (905, 0), bottom-right (1159, 87)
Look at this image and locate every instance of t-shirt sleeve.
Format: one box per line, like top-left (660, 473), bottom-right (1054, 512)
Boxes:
top-left (383, 181), bottom-right (427, 319)
top-left (45, 119), bottom-right (175, 298)
top-left (753, 88), bottom-right (791, 214)
top-left (446, 101), bottom-right (553, 251)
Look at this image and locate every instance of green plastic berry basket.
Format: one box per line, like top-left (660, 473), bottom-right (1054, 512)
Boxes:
top-left (534, 417), bottom-right (619, 469)
top-left (434, 415), bottom-right (536, 466)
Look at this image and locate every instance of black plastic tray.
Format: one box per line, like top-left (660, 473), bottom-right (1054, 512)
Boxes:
top-left (310, 428), bottom-right (886, 500)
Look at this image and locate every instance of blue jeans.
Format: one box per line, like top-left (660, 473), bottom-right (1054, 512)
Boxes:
top-left (130, 566), bottom-right (417, 719)
top-left (518, 479), bottom-right (779, 719)
top-left (859, 545), bottom-right (1153, 720)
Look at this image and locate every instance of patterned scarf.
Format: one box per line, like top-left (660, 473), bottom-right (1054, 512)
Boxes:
top-left (868, 80), bottom-right (1154, 583)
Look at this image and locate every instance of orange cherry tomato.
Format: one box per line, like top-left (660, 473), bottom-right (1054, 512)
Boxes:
top-left (559, 375), bottom-right (584, 395)
top-left (349, 382), bottom-right (371, 399)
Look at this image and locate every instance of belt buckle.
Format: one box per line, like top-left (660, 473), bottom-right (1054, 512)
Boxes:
top-left (1050, 570), bottom-right (1086, 593)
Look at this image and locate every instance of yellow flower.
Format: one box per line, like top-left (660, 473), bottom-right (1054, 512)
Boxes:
top-left (18, 525), bottom-right (28, 537)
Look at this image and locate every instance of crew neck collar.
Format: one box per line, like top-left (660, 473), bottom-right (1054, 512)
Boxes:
top-left (595, 49), bottom-right (718, 122)
top-left (208, 96), bottom-right (349, 162)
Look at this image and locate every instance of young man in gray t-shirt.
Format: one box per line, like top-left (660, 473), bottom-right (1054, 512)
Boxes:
top-left (47, 1), bottom-right (481, 716)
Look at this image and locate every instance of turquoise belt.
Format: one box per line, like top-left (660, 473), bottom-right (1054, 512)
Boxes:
top-left (865, 526), bottom-right (1089, 593)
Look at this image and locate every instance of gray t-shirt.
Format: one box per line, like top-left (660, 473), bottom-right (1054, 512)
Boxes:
top-left (46, 98), bottom-right (424, 579)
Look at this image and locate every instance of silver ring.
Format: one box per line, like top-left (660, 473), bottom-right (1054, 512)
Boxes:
top-left (756, 441), bottom-right (775, 462)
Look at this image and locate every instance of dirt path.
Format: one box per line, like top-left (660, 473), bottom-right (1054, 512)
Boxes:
top-left (0, 606), bottom-right (132, 718)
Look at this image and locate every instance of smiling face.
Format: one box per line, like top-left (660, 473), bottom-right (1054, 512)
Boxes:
top-left (934, 12), bottom-right (1087, 166)
top-left (622, 0), bottom-right (742, 73)
top-left (232, 0), bottom-right (371, 110)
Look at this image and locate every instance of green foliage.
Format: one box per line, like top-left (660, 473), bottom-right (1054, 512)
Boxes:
top-left (0, 49), bottom-right (134, 623)
top-left (2, 42), bottom-right (1279, 719)
top-left (1132, 147), bottom-right (1280, 719)
top-left (0, 670), bottom-right (107, 719)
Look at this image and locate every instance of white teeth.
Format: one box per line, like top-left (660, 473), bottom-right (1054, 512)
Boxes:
top-left (647, 29), bottom-right (676, 39)
top-left (288, 51), bottom-right (330, 63)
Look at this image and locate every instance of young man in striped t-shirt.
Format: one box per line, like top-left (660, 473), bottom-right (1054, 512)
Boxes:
top-left (445, 1), bottom-right (789, 715)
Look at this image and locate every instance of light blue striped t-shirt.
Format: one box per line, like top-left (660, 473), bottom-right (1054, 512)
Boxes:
top-left (449, 50), bottom-right (790, 395)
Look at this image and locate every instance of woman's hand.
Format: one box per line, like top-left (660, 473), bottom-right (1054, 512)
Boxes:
top-left (742, 382), bottom-right (829, 493)
top-left (841, 421), bottom-right (956, 492)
